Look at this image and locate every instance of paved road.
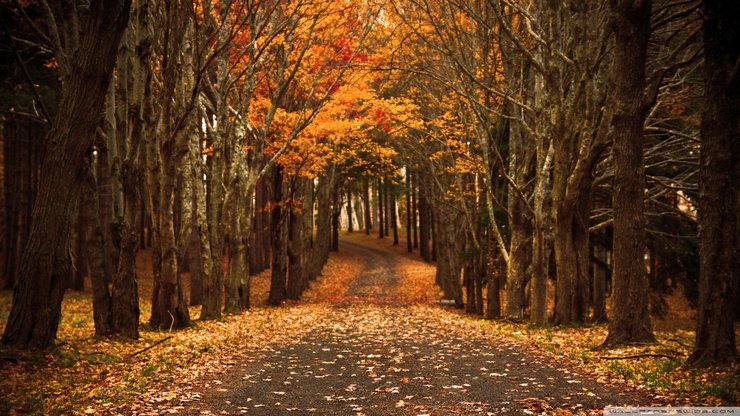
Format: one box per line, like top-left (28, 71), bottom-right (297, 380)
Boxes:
top-left (164, 240), bottom-right (651, 415)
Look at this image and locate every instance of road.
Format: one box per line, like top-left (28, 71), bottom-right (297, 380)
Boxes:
top-left (161, 239), bottom-right (651, 415)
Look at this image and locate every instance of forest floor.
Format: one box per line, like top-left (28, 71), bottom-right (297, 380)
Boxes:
top-left (0, 233), bottom-right (737, 415)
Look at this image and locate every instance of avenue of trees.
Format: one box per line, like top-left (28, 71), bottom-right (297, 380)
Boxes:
top-left (0, 0), bottom-right (736, 364)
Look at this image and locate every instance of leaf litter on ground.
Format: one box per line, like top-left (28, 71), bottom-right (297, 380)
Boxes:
top-left (0, 231), bottom-right (737, 415)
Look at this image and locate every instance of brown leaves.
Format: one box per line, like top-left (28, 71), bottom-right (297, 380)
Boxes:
top-left (0, 249), bottom-right (361, 414)
top-left (1, 234), bottom-right (735, 413)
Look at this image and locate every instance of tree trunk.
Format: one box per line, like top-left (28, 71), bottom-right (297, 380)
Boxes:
top-left (530, 140), bottom-right (551, 326)
top-left (1, 0), bottom-right (132, 349)
top-left (363, 177), bottom-right (372, 234)
top-left (377, 178), bottom-right (384, 238)
top-left (418, 189), bottom-right (431, 262)
top-left (346, 188), bottom-right (353, 233)
top-left (250, 178), bottom-right (265, 274)
top-left (690, 0), bottom-right (739, 364)
top-left (464, 234), bottom-right (480, 314)
top-left (224, 177), bottom-right (252, 313)
top-left (331, 185), bottom-right (340, 252)
top-left (80, 161), bottom-right (114, 336)
top-left (226, 224), bottom-right (250, 312)
top-left (384, 182), bottom-right (390, 238)
top-left (406, 169), bottom-right (412, 252)
top-left (592, 239), bottom-right (607, 323)
top-left (552, 197), bottom-right (590, 325)
top-left (287, 179), bottom-right (308, 300)
top-left (150, 133), bottom-right (191, 329)
top-left (430, 208), bottom-right (437, 262)
top-left (200, 130), bottom-right (224, 320)
top-left (109, 0), bottom-right (149, 339)
top-left (188, 131), bottom-right (213, 313)
top-left (111, 152), bottom-right (143, 338)
top-left (269, 166), bottom-right (288, 305)
top-left (310, 174), bottom-right (333, 279)
top-left (71, 209), bottom-right (87, 291)
top-left (604, 0), bottom-right (655, 346)
top-left (391, 186), bottom-right (399, 246)
top-left (95, 139), bottom-right (116, 285)
top-left (505, 194), bottom-right (530, 320)
top-left (262, 178), bottom-right (272, 271)
top-left (432, 200), bottom-right (463, 306)
top-left (475, 250), bottom-right (484, 315)
top-left (411, 172), bottom-right (418, 249)
top-left (486, 274), bottom-right (501, 319)
top-left (188, 219), bottom-right (203, 305)
top-left (301, 178), bottom-right (314, 291)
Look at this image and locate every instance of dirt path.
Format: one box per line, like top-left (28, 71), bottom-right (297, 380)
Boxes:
top-left (159, 239), bottom-right (652, 415)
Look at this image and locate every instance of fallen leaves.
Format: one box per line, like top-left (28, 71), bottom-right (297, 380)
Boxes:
top-left (0, 251), bottom-right (359, 415)
top-left (1, 233), bottom-right (736, 415)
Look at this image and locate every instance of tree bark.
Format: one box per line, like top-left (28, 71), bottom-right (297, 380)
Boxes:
top-left (486, 273), bottom-right (501, 319)
top-left (435, 214), bottom-right (463, 306)
top-left (111, 152), bottom-right (143, 338)
top-left (363, 177), bottom-right (371, 234)
top-left (592, 239), bottom-right (607, 323)
top-left (95, 137), bottom-right (116, 286)
top-left (411, 171), bottom-right (418, 249)
top-left (377, 178), bottom-right (384, 238)
top-left (225, 196), bottom-right (251, 312)
top-left (269, 166), bottom-right (288, 305)
top-left (71, 209), bottom-right (87, 291)
top-left (200, 128), bottom-right (224, 320)
top-left (262, 178), bottom-right (272, 270)
top-left (406, 169), bottom-right (413, 253)
top-left (188, 218), bottom-right (203, 305)
top-left (331, 184), bottom-right (340, 252)
top-left (505, 194), bottom-right (530, 321)
top-left (224, 178), bottom-right (252, 313)
top-left (250, 178), bottom-right (266, 274)
top-left (150, 129), bottom-right (191, 329)
top-left (80, 161), bottom-right (114, 336)
top-left (287, 178), bottom-right (308, 300)
top-left (430, 207), bottom-right (437, 262)
top-left (604, 0), bottom-right (655, 346)
top-left (301, 178), bottom-right (314, 289)
top-left (553, 177), bottom-right (592, 325)
top-left (346, 188), bottom-right (353, 233)
top-left (690, 0), bottom-right (739, 364)
top-left (310, 174), bottom-right (333, 279)
top-left (418, 189), bottom-right (431, 262)
top-left (1, 0), bottom-right (132, 349)
top-left (384, 181), bottom-right (390, 238)
top-left (391, 185), bottom-right (399, 246)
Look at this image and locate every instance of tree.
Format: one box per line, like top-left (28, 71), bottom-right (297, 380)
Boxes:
top-left (2, 0), bottom-right (132, 349)
top-left (690, 0), bottom-right (739, 364)
top-left (604, 0), bottom-right (656, 346)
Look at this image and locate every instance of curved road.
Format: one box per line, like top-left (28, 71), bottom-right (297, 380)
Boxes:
top-left (162, 239), bottom-right (652, 415)
top-left (342, 240), bottom-right (399, 302)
